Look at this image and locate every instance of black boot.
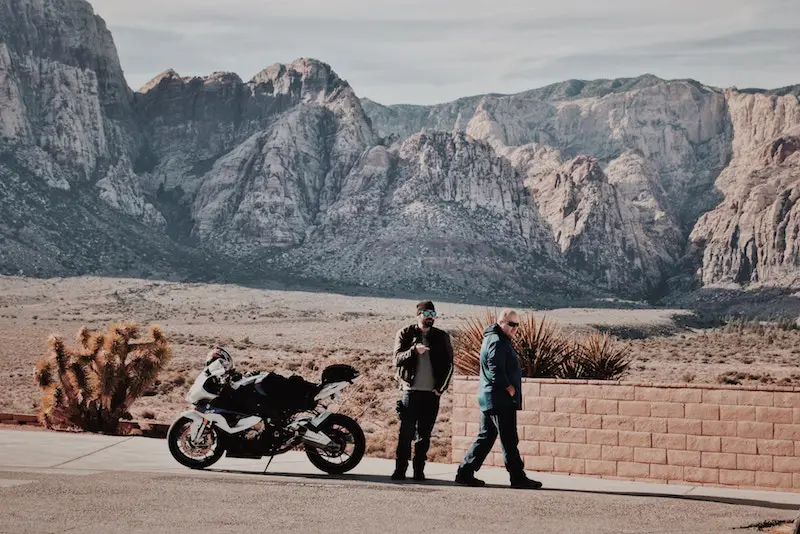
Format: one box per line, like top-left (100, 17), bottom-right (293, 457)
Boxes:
top-left (510, 472), bottom-right (542, 489)
top-left (391, 460), bottom-right (407, 481)
top-left (455, 468), bottom-right (486, 487)
top-left (412, 460), bottom-right (425, 481)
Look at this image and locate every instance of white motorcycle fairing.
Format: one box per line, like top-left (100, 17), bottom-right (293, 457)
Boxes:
top-left (179, 409), bottom-right (262, 440)
top-left (314, 381), bottom-right (350, 401)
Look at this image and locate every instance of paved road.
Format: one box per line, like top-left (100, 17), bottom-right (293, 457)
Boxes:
top-left (0, 428), bottom-right (796, 533)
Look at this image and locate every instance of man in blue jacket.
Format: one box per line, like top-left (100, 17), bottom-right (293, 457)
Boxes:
top-left (455, 309), bottom-right (542, 489)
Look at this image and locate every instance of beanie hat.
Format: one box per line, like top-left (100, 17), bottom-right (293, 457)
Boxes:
top-left (416, 300), bottom-right (435, 314)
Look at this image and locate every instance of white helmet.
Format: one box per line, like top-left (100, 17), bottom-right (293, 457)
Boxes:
top-left (205, 347), bottom-right (233, 371)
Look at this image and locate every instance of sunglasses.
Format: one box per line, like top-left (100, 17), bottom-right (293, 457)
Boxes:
top-left (421, 310), bottom-right (437, 317)
top-left (505, 321), bottom-right (519, 327)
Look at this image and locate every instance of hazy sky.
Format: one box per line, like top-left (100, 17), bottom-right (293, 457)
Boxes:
top-left (89, 0), bottom-right (800, 105)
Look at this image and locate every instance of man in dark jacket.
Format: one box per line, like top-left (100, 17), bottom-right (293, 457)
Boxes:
top-left (391, 300), bottom-right (454, 481)
top-left (455, 309), bottom-right (542, 489)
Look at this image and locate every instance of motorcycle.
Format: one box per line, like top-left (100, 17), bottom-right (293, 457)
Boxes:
top-left (167, 363), bottom-right (365, 474)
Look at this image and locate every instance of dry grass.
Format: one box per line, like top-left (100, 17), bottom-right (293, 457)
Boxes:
top-left (623, 322), bottom-right (800, 386)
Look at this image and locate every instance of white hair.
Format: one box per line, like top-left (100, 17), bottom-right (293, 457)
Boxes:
top-left (497, 308), bottom-right (518, 323)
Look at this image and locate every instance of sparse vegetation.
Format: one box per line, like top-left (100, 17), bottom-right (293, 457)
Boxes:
top-left (34, 322), bottom-right (172, 434)
top-left (4, 276), bottom-right (800, 464)
top-left (453, 312), bottom-right (632, 380)
top-left (716, 370), bottom-right (777, 385)
top-left (452, 311), bottom-right (494, 375)
top-left (516, 313), bottom-right (572, 378)
top-left (573, 332), bottom-right (632, 380)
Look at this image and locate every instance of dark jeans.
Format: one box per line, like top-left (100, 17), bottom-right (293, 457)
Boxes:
top-left (458, 408), bottom-right (525, 475)
top-left (395, 390), bottom-right (441, 468)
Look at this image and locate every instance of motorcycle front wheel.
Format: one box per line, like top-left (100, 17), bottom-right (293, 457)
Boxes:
top-left (304, 413), bottom-right (366, 474)
top-left (167, 416), bottom-right (225, 469)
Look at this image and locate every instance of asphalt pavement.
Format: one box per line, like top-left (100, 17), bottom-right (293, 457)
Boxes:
top-left (0, 428), bottom-right (797, 533)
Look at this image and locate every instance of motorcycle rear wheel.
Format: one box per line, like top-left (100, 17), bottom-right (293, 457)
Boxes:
top-left (168, 416), bottom-right (225, 469)
top-left (304, 413), bottom-right (365, 474)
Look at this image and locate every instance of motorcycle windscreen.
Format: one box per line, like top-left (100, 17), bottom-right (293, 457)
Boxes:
top-left (187, 362), bottom-right (227, 404)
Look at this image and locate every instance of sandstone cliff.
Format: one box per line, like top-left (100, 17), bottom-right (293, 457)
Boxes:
top-left (2, 0), bottom-right (799, 302)
top-left (0, 0), bottom-right (211, 277)
top-left (689, 89), bottom-right (800, 288)
top-left (134, 59), bottom-right (376, 251)
top-left (366, 77), bottom-right (800, 293)
top-left (283, 131), bottom-right (594, 304)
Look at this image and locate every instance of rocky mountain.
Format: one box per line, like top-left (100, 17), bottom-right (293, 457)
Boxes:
top-left (0, 0), bottom-right (215, 279)
top-left (134, 61), bottom-right (376, 252)
top-left (278, 131), bottom-right (594, 305)
top-left (1, 0), bottom-right (798, 304)
top-left (132, 66), bottom-right (592, 303)
top-left (365, 77), bottom-right (800, 295)
top-left (689, 90), bottom-right (800, 288)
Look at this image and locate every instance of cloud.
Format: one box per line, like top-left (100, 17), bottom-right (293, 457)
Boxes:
top-left (88, 0), bottom-right (800, 104)
top-left (110, 26), bottom-right (221, 90)
top-left (502, 28), bottom-right (800, 91)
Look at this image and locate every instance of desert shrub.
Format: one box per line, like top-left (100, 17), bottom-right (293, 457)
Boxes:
top-left (776, 316), bottom-right (800, 331)
top-left (717, 370), bottom-right (775, 385)
top-left (452, 310), bottom-right (495, 376)
top-left (571, 332), bottom-right (632, 380)
top-left (34, 322), bottom-right (172, 433)
top-left (515, 313), bottom-right (571, 378)
top-left (559, 340), bottom-right (586, 379)
top-left (453, 313), bottom-right (631, 380)
top-left (672, 310), bottom-right (727, 330)
top-left (719, 314), bottom-right (799, 335)
top-left (171, 375), bottom-right (186, 387)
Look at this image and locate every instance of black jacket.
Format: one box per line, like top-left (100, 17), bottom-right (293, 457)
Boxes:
top-left (393, 324), bottom-right (454, 394)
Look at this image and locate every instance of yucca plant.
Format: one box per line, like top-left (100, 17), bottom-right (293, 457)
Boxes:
top-left (452, 310), bottom-right (495, 376)
top-left (34, 322), bottom-right (172, 434)
top-left (514, 314), bottom-right (571, 378)
top-left (571, 332), bottom-right (631, 380)
top-left (453, 311), bottom-right (571, 379)
top-left (559, 339), bottom-right (586, 379)
top-left (453, 312), bottom-right (632, 381)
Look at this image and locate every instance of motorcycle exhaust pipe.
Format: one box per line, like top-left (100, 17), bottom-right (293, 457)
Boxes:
top-left (300, 428), bottom-right (332, 448)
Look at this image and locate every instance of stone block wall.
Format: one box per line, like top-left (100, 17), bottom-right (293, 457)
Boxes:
top-left (451, 377), bottom-right (800, 492)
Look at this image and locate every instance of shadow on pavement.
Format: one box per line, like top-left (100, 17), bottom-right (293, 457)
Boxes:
top-left (544, 487), bottom-right (800, 511)
top-left (205, 468), bottom-right (800, 510)
top-left (207, 468), bottom-right (459, 488)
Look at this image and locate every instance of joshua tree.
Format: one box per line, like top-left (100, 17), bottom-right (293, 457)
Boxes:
top-left (34, 322), bottom-right (172, 434)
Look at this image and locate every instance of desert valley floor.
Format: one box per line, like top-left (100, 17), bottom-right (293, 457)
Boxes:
top-left (2, 275), bottom-right (799, 462)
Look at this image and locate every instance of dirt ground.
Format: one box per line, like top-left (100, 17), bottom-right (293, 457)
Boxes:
top-left (1, 275), bottom-right (798, 463)
top-left (624, 325), bottom-right (800, 386)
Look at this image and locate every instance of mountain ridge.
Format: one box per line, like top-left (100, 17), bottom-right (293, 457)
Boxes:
top-left (1, 0), bottom-right (798, 306)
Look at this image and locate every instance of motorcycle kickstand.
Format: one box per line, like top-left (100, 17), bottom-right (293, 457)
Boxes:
top-left (262, 455), bottom-right (275, 474)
